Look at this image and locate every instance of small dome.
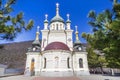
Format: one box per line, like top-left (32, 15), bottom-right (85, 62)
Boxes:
top-left (44, 19), bottom-right (48, 23)
top-left (50, 15), bottom-right (64, 23)
top-left (44, 42), bottom-right (70, 51)
top-left (32, 40), bottom-right (40, 46)
top-left (66, 20), bottom-right (71, 23)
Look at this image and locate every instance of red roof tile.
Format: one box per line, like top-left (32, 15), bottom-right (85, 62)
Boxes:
top-left (44, 42), bottom-right (70, 51)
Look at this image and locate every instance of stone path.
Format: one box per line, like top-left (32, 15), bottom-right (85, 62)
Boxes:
top-left (0, 75), bottom-right (120, 80)
top-left (0, 76), bottom-right (80, 80)
top-left (79, 75), bottom-right (120, 80)
top-left (33, 77), bottom-right (80, 80)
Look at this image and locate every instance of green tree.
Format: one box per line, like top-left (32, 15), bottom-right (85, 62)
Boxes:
top-left (0, 0), bottom-right (34, 40)
top-left (87, 48), bottom-right (100, 68)
top-left (87, 47), bottom-right (107, 74)
top-left (82, 0), bottom-right (120, 68)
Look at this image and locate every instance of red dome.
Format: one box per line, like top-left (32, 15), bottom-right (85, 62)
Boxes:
top-left (44, 42), bottom-right (70, 51)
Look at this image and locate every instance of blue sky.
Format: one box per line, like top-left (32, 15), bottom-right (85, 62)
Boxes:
top-left (1, 0), bottom-right (113, 43)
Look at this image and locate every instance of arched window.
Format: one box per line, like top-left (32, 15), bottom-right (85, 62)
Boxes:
top-left (79, 58), bottom-right (83, 68)
top-left (67, 57), bottom-right (70, 68)
top-left (53, 24), bottom-right (55, 27)
top-left (60, 24), bottom-right (62, 30)
top-left (56, 24), bottom-right (58, 30)
top-left (44, 58), bottom-right (46, 68)
top-left (53, 24), bottom-right (55, 30)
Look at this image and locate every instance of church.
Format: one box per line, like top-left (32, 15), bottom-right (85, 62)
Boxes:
top-left (25, 3), bottom-right (89, 77)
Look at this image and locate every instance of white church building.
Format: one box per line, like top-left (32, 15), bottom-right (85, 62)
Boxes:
top-left (25, 3), bottom-right (89, 77)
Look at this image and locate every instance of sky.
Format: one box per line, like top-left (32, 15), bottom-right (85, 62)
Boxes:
top-left (1, 0), bottom-right (113, 43)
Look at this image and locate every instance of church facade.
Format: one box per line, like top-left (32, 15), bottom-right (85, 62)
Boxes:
top-left (25, 3), bottom-right (89, 77)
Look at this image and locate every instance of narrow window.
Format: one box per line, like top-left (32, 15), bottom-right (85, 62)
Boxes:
top-left (55, 56), bottom-right (59, 68)
top-left (53, 24), bottom-right (55, 30)
top-left (79, 58), bottom-right (83, 68)
top-left (56, 24), bottom-right (58, 30)
top-left (67, 57), bottom-right (70, 68)
top-left (44, 58), bottom-right (46, 68)
top-left (60, 24), bottom-right (62, 30)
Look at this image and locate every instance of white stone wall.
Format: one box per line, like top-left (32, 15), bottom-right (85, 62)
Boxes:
top-left (25, 51), bottom-right (90, 76)
top-left (73, 52), bottom-right (90, 75)
top-left (25, 52), bottom-right (41, 72)
top-left (65, 30), bottom-right (73, 51)
top-left (41, 50), bottom-right (72, 71)
top-left (0, 68), bottom-right (5, 76)
top-left (73, 52), bottom-right (89, 70)
top-left (41, 30), bottom-right (49, 51)
top-left (47, 30), bottom-right (67, 45)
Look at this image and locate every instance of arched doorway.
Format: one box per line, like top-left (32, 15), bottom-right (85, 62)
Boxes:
top-left (30, 58), bottom-right (35, 76)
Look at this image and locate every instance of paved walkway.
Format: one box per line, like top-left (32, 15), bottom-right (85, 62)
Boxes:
top-left (33, 77), bottom-right (80, 80)
top-left (79, 75), bottom-right (120, 80)
top-left (0, 76), bottom-right (80, 80)
top-left (0, 75), bottom-right (120, 80)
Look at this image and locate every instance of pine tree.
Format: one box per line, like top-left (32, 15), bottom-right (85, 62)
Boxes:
top-left (0, 0), bottom-right (34, 40)
top-left (82, 0), bottom-right (120, 68)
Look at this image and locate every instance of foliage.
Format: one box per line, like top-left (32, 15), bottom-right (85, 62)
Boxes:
top-left (82, 0), bottom-right (120, 68)
top-left (87, 48), bottom-right (107, 68)
top-left (0, 0), bottom-right (34, 40)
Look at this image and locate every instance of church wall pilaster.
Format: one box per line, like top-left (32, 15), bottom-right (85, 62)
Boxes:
top-left (41, 30), bottom-right (49, 51)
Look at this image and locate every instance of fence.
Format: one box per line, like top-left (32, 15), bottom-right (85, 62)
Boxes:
top-left (89, 68), bottom-right (120, 76)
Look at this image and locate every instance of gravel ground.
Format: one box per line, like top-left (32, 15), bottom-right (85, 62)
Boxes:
top-left (0, 75), bottom-right (120, 80)
top-left (79, 74), bottom-right (120, 80)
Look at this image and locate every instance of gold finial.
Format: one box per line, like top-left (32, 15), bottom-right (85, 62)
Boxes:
top-left (75, 26), bottom-right (79, 41)
top-left (56, 3), bottom-right (59, 16)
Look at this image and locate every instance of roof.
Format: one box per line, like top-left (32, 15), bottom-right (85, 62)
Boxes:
top-left (66, 19), bottom-right (71, 23)
top-left (74, 40), bottom-right (81, 44)
top-left (32, 40), bottom-right (40, 46)
top-left (73, 43), bottom-right (88, 52)
top-left (50, 15), bottom-right (64, 23)
top-left (44, 19), bottom-right (48, 23)
top-left (44, 42), bottom-right (70, 51)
